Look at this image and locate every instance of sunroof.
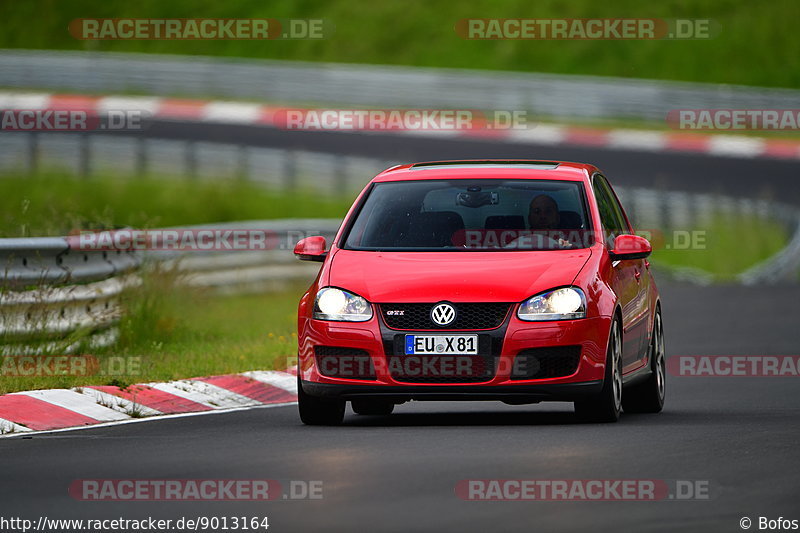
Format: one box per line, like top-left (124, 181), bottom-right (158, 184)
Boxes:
top-left (410, 160), bottom-right (560, 170)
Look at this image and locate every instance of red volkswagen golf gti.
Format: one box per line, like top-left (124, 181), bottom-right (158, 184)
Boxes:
top-left (294, 160), bottom-right (665, 425)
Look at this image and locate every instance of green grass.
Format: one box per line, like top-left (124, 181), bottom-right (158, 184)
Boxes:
top-left (1, 172), bottom-right (352, 237)
top-left (0, 275), bottom-right (308, 395)
top-left (649, 214), bottom-right (790, 280)
top-left (0, 0), bottom-right (798, 88)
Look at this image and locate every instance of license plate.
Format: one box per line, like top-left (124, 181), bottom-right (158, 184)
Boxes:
top-left (404, 334), bottom-right (479, 355)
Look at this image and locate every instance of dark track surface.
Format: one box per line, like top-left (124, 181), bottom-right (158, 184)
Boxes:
top-left (1, 280), bottom-right (799, 533)
top-left (137, 121), bottom-right (800, 204)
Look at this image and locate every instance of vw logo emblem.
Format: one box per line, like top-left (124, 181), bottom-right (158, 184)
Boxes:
top-left (430, 302), bottom-right (457, 326)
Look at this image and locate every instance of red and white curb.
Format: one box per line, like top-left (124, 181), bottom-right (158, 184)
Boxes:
top-left (0, 367), bottom-right (298, 437)
top-left (1, 91), bottom-right (800, 160)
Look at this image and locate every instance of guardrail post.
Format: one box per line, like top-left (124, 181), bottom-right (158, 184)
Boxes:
top-left (237, 145), bottom-right (249, 180)
top-left (659, 189), bottom-right (671, 233)
top-left (185, 140), bottom-right (197, 179)
top-left (135, 136), bottom-right (147, 177)
top-left (78, 133), bottom-right (90, 177)
top-left (284, 149), bottom-right (297, 191)
top-left (334, 154), bottom-right (348, 193)
top-left (27, 132), bottom-right (39, 175)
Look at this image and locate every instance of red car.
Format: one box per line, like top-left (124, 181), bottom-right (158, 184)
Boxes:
top-left (294, 160), bottom-right (665, 425)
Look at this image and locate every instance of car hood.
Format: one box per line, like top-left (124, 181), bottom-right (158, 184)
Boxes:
top-left (327, 248), bottom-right (593, 303)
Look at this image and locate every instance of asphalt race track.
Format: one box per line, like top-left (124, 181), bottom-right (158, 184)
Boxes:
top-left (141, 120), bottom-right (800, 204)
top-left (1, 280), bottom-right (799, 532)
top-left (2, 129), bottom-right (798, 533)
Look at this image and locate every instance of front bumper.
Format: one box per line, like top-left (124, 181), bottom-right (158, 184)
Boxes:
top-left (300, 379), bottom-right (603, 402)
top-left (298, 311), bottom-right (612, 397)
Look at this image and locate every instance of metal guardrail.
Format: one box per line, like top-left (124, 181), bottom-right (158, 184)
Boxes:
top-left (0, 220), bottom-right (338, 352)
top-left (2, 49), bottom-right (800, 122)
top-left (0, 131), bottom-right (389, 195)
top-left (0, 238), bottom-right (141, 355)
top-left (147, 219), bottom-right (339, 294)
top-left (739, 204), bottom-right (800, 285)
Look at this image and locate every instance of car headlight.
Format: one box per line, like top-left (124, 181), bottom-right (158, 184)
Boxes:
top-left (313, 287), bottom-right (373, 322)
top-left (517, 287), bottom-right (586, 321)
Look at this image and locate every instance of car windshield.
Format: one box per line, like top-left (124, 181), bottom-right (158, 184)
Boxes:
top-left (343, 179), bottom-right (593, 251)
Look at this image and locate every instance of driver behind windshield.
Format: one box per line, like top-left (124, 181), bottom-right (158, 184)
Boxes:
top-left (503, 194), bottom-right (573, 249)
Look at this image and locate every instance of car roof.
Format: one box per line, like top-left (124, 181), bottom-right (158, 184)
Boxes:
top-left (372, 160), bottom-right (598, 183)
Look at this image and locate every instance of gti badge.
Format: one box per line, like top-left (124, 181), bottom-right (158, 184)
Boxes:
top-left (430, 302), bottom-right (456, 326)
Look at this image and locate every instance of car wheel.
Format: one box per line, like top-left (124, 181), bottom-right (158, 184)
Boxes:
top-left (622, 309), bottom-right (665, 414)
top-left (351, 399), bottom-right (395, 416)
top-left (574, 319), bottom-right (622, 423)
top-left (297, 375), bottom-right (345, 426)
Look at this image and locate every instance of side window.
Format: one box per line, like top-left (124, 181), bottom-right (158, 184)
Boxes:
top-left (592, 176), bottom-right (626, 246)
top-left (601, 176), bottom-right (632, 234)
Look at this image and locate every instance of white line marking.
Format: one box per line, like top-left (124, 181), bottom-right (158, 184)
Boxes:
top-left (0, 402), bottom-right (296, 439)
top-left (506, 125), bottom-right (567, 145)
top-left (97, 96), bottom-right (163, 115)
top-left (708, 135), bottom-right (766, 158)
top-left (0, 417), bottom-right (32, 435)
top-left (607, 129), bottom-right (668, 151)
top-left (79, 388), bottom-right (162, 417)
top-left (15, 389), bottom-right (131, 422)
top-left (0, 92), bottom-right (51, 110)
top-left (148, 380), bottom-right (259, 409)
top-left (202, 102), bottom-right (262, 123)
top-left (243, 370), bottom-right (298, 394)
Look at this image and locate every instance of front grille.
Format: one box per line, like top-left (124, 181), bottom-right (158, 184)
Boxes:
top-left (384, 333), bottom-right (498, 383)
top-left (510, 346), bottom-right (581, 380)
top-left (314, 346), bottom-right (376, 380)
top-left (380, 303), bottom-right (511, 330)
top-left (385, 354), bottom-right (495, 383)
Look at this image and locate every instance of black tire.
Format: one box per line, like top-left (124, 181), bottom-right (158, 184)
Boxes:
top-left (574, 319), bottom-right (622, 423)
top-left (351, 399), bottom-right (395, 416)
top-left (297, 376), bottom-right (345, 426)
top-left (622, 310), bottom-right (665, 414)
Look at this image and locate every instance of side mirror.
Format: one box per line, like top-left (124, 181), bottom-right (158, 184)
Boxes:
top-left (609, 234), bottom-right (652, 261)
top-left (294, 236), bottom-right (328, 262)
